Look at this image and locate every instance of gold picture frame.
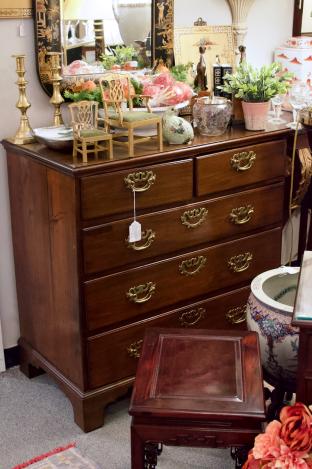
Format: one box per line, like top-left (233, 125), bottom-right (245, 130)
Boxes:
top-left (174, 25), bottom-right (235, 88)
top-left (0, 0), bottom-right (32, 18)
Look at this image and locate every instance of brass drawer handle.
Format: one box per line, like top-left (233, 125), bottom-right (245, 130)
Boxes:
top-left (127, 339), bottom-right (143, 359)
top-left (179, 307), bottom-right (206, 327)
top-left (225, 305), bottom-right (247, 324)
top-left (230, 151), bottom-right (256, 172)
top-left (229, 205), bottom-right (254, 225)
top-left (126, 229), bottom-right (156, 251)
top-left (228, 252), bottom-right (253, 273)
top-left (124, 170), bottom-right (156, 192)
top-left (126, 282), bottom-right (156, 304)
top-left (179, 255), bottom-right (207, 276)
top-left (181, 207), bottom-right (208, 229)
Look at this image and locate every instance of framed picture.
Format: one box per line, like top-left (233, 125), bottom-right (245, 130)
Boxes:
top-left (0, 0), bottom-right (32, 18)
top-left (174, 25), bottom-right (235, 89)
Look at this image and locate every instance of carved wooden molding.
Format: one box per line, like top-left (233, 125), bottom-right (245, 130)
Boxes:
top-left (0, 0), bottom-right (31, 18)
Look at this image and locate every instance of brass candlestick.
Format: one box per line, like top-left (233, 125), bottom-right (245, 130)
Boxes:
top-left (11, 54), bottom-right (35, 144)
top-left (47, 52), bottom-right (64, 126)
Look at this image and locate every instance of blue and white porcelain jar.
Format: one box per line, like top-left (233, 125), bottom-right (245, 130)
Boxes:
top-left (246, 266), bottom-right (300, 392)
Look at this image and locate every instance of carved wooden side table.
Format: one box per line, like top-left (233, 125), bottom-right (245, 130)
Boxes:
top-left (129, 328), bottom-right (266, 469)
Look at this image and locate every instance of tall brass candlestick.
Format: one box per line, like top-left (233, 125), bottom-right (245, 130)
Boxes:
top-left (11, 54), bottom-right (35, 144)
top-left (47, 52), bottom-right (64, 126)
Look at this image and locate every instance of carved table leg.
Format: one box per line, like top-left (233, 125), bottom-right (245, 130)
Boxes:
top-left (267, 386), bottom-right (285, 421)
top-left (231, 446), bottom-right (251, 469)
top-left (144, 442), bottom-right (162, 469)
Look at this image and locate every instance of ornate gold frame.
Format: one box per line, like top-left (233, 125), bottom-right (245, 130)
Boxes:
top-left (34, 0), bottom-right (174, 95)
top-left (0, 0), bottom-right (31, 18)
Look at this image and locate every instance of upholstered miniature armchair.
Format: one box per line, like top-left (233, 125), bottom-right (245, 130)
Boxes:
top-left (68, 100), bottom-right (113, 163)
top-left (99, 73), bottom-right (163, 157)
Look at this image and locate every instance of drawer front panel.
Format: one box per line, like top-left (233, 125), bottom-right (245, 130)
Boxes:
top-left (82, 183), bottom-right (284, 275)
top-left (81, 160), bottom-right (193, 220)
top-left (87, 286), bottom-right (250, 389)
top-left (196, 140), bottom-right (286, 196)
top-left (84, 228), bottom-right (281, 331)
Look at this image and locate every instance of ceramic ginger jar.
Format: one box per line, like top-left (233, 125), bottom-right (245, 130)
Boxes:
top-left (162, 109), bottom-right (194, 145)
top-left (246, 266), bottom-right (300, 392)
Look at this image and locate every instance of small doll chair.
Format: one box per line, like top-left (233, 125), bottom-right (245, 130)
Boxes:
top-left (99, 73), bottom-right (163, 157)
top-left (68, 100), bottom-right (113, 163)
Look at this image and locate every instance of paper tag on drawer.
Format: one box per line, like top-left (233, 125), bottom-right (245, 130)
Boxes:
top-left (129, 221), bottom-right (142, 243)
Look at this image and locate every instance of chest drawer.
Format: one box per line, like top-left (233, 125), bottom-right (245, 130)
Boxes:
top-left (87, 285), bottom-right (250, 389)
top-left (82, 183), bottom-right (284, 275)
top-left (84, 227), bottom-right (281, 332)
top-left (80, 159), bottom-right (193, 221)
top-left (196, 140), bottom-right (286, 197)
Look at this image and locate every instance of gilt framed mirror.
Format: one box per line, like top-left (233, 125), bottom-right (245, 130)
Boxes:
top-left (33, 0), bottom-right (174, 95)
top-left (293, 0), bottom-right (312, 36)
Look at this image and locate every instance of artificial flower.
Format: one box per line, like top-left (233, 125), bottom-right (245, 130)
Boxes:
top-left (243, 403), bottom-right (312, 469)
top-left (280, 403), bottom-right (312, 453)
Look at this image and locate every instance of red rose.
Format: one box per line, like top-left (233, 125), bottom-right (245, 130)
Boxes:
top-left (280, 403), bottom-right (312, 453)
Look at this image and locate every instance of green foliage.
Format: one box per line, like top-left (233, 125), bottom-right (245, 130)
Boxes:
top-left (100, 45), bottom-right (137, 69)
top-left (64, 87), bottom-right (102, 104)
top-left (219, 62), bottom-right (293, 102)
top-left (130, 77), bottom-right (144, 107)
top-left (114, 45), bottom-right (137, 65)
top-left (170, 63), bottom-right (192, 82)
top-left (100, 54), bottom-right (117, 70)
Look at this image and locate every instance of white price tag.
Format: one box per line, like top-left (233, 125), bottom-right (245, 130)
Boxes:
top-left (19, 22), bottom-right (26, 37)
top-left (129, 220), bottom-right (142, 243)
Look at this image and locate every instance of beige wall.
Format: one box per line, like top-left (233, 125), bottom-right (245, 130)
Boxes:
top-left (0, 18), bottom-right (49, 349)
top-left (0, 0), bottom-right (295, 349)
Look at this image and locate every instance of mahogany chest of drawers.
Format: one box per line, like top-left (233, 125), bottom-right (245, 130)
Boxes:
top-left (3, 127), bottom-right (289, 431)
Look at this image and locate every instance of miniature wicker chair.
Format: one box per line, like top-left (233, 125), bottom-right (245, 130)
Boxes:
top-left (68, 100), bottom-right (113, 163)
top-left (99, 73), bottom-right (163, 157)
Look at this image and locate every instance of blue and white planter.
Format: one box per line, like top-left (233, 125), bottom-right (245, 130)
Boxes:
top-left (246, 266), bottom-right (300, 392)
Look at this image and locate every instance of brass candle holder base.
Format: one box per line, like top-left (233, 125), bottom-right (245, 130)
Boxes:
top-left (11, 54), bottom-right (35, 145)
top-left (47, 52), bottom-right (64, 127)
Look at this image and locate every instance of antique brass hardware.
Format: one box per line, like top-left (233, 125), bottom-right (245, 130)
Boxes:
top-left (229, 205), bottom-right (254, 225)
top-left (228, 252), bottom-right (253, 273)
top-left (124, 170), bottom-right (156, 192)
top-left (126, 282), bottom-right (156, 303)
top-left (126, 229), bottom-right (156, 251)
top-left (179, 307), bottom-right (206, 327)
top-left (181, 207), bottom-right (208, 229)
top-left (230, 151), bottom-right (256, 171)
top-left (179, 255), bottom-right (207, 276)
top-left (127, 339), bottom-right (143, 358)
top-left (225, 305), bottom-right (247, 324)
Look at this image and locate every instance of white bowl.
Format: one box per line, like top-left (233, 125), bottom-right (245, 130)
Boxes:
top-left (34, 126), bottom-right (73, 151)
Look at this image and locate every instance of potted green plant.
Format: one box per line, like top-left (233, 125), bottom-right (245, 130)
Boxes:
top-left (220, 62), bottom-right (292, 130)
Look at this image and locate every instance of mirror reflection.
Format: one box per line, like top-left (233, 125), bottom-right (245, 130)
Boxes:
top-left (61, 0), bottom-right (152, 76)
top-left (302, 0), bottom-right (312, 34)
